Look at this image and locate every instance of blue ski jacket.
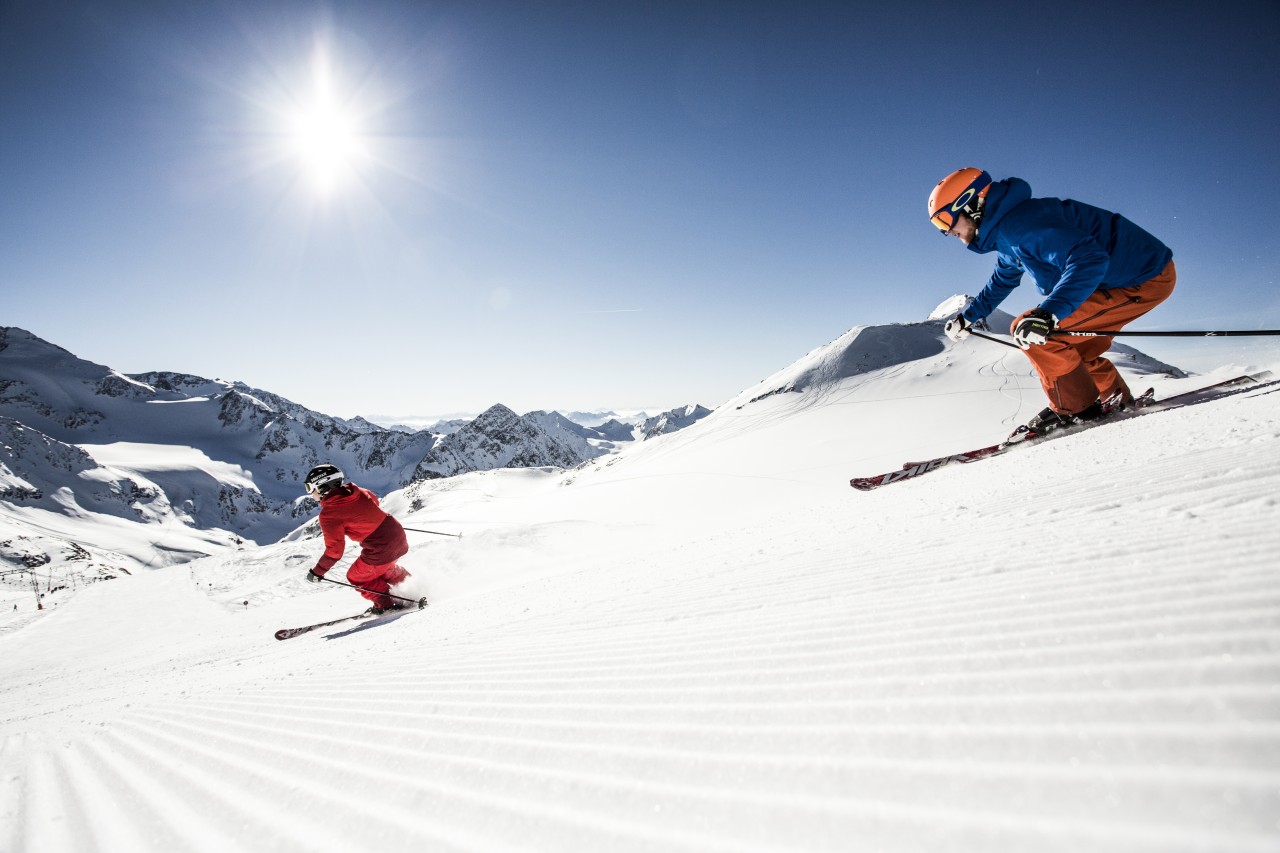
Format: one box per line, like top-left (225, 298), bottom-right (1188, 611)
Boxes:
top-left (960, 177), bottom-right (1172, 323)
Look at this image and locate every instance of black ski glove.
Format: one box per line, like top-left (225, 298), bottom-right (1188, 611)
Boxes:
top-left (306, 568), bottom-right (327, 583)
top-left (1013, 308), bottom-right (1056, 349)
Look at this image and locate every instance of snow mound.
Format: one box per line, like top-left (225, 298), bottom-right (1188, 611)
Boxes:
top-left (929, 294), bottom-right (971, 320)
top-left (734, 324), bottom-right (942, 406)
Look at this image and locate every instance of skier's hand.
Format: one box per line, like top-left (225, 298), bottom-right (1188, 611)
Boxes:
top-left (1013, 308), bottom-right (1056, 349)
top-left (306, 568), bottom-right (327, 583)
top-left (944, 314), bottom-right (973, 342)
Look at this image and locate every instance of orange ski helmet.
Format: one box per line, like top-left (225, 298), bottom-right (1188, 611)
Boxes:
top-left (928, 167), bottom-right (991, 233)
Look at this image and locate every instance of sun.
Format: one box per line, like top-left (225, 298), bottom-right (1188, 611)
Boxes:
top-left (290, 99), bottom-right (364, 197)
top-left (282, 44), bottom-right (370, 198)
top-left (241, 30), bottom-right (419, 211)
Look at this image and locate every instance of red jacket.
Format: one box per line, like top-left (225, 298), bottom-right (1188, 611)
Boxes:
top-left (314, 484), bottom-right (408, 572)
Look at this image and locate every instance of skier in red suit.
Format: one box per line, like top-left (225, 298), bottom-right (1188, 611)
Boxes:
top-left (303, 464), bottom-right (410, 613)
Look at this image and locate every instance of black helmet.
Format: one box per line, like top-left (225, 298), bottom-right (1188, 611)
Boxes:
top-left (304, 464), bottom-right (344, 497)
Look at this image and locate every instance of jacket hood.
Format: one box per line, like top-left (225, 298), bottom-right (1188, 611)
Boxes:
top-left (967, 177), bottom-right (1032, 254)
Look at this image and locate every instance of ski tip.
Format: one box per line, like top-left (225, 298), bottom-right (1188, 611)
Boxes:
top-left (274, 630), bottom-right (290, 641)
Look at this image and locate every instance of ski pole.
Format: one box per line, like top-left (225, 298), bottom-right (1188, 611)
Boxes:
top-left (968, 327), bottom-right (1280, 349)
top-left (403, 526), bottom-right (462, 538)
top-left (315, 574), bottom-right (424, 607)
top-left (969, 329), bottom-right (1020, 350)
top-left (1052, 329), bottom-right (1280, 338)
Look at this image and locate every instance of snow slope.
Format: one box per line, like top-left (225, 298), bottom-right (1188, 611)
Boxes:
top-left (2, 318), bottom-right (1279, 852)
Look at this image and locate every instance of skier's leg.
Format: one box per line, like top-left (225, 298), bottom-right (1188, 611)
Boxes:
top-left (1014, 316), bottom-right (1098, 414)
top-left (380, 563), bottom-right (410, 603)
top-left (383, 563), bottom-right (410, 586)
top-left (1028, 261), bottom-right (1176, 410)
top-left (1073, 262), bottom-right (1176, 401)
top-left (346, 557), bottom-right (394, 609)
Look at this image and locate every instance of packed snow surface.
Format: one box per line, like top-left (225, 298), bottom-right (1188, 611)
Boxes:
top-left (3, 323), bottom-right (1279, 852)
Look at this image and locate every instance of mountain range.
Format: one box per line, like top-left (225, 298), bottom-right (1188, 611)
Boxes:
top-left (0, 326), bottom-right (710, 578)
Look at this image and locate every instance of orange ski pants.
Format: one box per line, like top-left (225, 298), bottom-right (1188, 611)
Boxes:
top-left (1012, 260), bottom-right (1176, 415)
top-left (347, 558), bottom-right (410, 609)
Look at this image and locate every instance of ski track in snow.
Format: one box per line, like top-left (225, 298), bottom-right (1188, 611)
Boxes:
top-left (3, 377), bottom-right (1280, 851)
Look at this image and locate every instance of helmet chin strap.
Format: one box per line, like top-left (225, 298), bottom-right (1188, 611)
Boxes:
top-left (966, 196), bottom-right (986, 228)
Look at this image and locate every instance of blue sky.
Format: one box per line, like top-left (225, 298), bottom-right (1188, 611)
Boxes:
top-left (3, 1), bottom-right (1278, 419)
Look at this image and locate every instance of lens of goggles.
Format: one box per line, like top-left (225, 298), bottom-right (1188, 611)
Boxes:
top-left (930, 210), bottom-right (955, 233)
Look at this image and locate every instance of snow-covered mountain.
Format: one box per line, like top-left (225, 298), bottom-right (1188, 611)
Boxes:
top-left (422, 417), bottom-right (472, 435)
top-left (413, 404), bottom-right (715, 449)
top-left (743, 302), bottom-right (1186, 408)
top-left (0, 415), bottom-right (165, 521)
top-left (0, 327), bottom-right (438, 543)
top-left (0, 414), bottom-right (231, 589)
top-left (412, 404), bottom-right (610, 479)
top-left (637, 403), bottom-right (714, 438)
top-left (4, 303), bottom-right (1278, 852)
top-left (0, 327), bottom-right (712, 582)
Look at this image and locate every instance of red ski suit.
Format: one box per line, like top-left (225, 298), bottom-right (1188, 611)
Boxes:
top-left (313, 483), bottom-right (409, 609)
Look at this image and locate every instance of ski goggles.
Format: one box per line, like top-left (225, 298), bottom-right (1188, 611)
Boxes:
top-left (305, 476), bottom-right (340, 495)
top-left (930, 175), bottom-right (991, 234)
top-left (930, 206), bottom-right (963, 234)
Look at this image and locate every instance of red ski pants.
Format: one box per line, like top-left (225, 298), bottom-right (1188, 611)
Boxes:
top-left (346, 558), bottom-right (410, 609)
top-left (1013, 261), bottom-right (1176, 415)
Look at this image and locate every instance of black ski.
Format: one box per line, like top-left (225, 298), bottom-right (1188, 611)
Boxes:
top-left (851, 373), bottom-right (1276, 491)
top-left (275, 597), bottom-right (427, 641)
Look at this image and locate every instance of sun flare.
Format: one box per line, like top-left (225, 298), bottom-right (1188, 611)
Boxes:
top-left (290, 100), bottom-right (364, 196)
top-left (283, 45), bottom-right (370, 198)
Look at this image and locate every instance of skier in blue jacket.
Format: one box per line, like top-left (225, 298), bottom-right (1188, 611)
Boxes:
top-left (930, 168), bottom-right (1176, 438)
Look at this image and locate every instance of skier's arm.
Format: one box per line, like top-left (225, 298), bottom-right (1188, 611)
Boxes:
top-left (1037, 234), bottom-right (1110, 320)
top-left (963, 253), bottom-right (1023, 322)
top-left (313, 515), bottom-right (347, 573)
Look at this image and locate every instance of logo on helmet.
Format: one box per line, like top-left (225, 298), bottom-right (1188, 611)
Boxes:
top-left (953, 189), bottom-right (975, 211)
